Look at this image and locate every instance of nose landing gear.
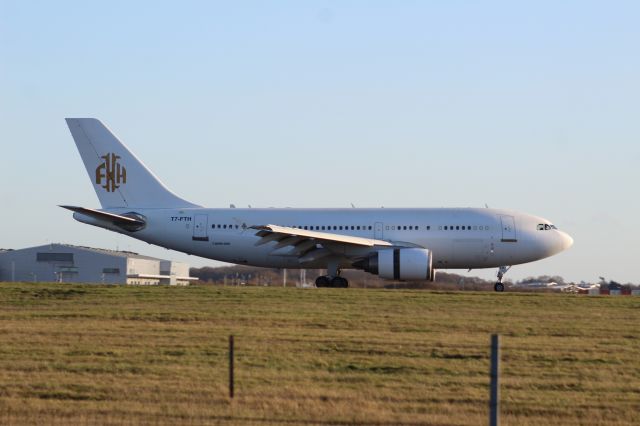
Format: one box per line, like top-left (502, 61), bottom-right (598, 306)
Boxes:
top-left (494, 266), bottom-right (511, 292)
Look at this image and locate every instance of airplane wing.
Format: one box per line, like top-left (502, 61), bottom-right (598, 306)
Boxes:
top-left (250, 224), bottom-right (393, 264)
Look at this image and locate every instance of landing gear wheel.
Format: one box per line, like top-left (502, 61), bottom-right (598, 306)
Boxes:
top-left (331, 276), bottom-right (349, 288)
top-left (494, 266), bottom-right (511, 292)
top-left (315, 276), bottom-right (331, 288)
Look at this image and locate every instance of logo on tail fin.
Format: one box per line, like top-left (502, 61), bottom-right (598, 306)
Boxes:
top-left (95, 153), bottom-right (126, 192)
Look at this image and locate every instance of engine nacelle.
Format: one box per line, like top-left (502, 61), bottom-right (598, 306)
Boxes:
top-left (355, 248), bottom-right (435, 281)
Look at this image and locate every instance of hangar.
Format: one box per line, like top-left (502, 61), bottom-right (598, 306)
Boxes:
top-left (0, 244), bottom-right (197, 285)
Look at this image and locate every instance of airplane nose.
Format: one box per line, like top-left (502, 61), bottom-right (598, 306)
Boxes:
top-left (559, 231), bottom-right (574, 250)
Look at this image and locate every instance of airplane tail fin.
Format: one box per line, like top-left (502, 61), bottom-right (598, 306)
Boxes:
top-left (65, 118), bottom-right (198, 209)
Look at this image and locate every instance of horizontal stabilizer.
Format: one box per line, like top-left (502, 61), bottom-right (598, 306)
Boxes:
top-left (59, 205), bottom-right (145, 231)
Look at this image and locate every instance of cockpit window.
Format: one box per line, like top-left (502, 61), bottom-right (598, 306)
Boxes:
top-left (537, 223), bottom-right (558, 230)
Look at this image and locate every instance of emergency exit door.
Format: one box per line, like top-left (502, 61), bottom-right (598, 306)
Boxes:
top-left (374, 222), bottom-right (384, 239)
top-left (192, 214), bottom-right (209, 241)
top-left (500, 215), bottom-right (517, 242)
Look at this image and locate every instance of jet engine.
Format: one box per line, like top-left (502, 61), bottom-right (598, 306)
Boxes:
top-left (354, 248), bottom-right (435, 281)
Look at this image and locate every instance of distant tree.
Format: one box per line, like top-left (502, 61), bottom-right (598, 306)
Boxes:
top-left (517, 275), bottom-right (565, 285)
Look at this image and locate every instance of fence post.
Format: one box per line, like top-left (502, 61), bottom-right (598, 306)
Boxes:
top-left (229, 335), bottom-right (234, 399)
top-left (489, 334), bottom-right (500, 426)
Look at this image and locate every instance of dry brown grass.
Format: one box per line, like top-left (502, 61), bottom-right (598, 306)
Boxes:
top-left (0, 283), bottom-right (638, 425)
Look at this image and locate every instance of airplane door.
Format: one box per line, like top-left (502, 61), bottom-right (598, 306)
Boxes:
top-left (193, 214), bottom-right (209, 241)
top-left (499, 215), bottom-right (517, 242)
top-left (374, 222), bottom-right (384, 239)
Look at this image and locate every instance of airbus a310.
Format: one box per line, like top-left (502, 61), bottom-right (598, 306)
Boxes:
top-left (62, 118), bottom-right (573, 291)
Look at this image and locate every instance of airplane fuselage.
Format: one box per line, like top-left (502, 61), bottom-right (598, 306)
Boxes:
top-left (75, 207), bottom-right (572, 271)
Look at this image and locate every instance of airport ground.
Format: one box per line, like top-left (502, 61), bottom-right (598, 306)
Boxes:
top-left (0, 283), bottom-right (638, 425)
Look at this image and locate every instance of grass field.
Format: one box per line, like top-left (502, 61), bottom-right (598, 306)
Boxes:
top-left (0, 283), bottom-right (638, 425)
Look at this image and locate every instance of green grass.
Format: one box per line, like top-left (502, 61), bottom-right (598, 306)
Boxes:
top-left (0, 283), bottom-right (638, 425)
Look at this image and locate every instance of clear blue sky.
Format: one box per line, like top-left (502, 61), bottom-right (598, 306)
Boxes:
top-left (1, 1), bottom-right (639, 283)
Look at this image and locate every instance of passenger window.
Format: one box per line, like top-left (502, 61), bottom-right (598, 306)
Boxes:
top-left (357, 226), bottom-right (361, 230)
top-left (368, 226), bottom-right (372, 230)
top-left (427, 226), bottom-right (431, 230)
top-left (444, 226), bottom-right (448, 230)
top-left (456, 226), bottom-right (459, 230)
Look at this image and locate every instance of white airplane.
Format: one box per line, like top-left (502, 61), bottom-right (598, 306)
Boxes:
top-left (61, 118), bottom-right (573, 291)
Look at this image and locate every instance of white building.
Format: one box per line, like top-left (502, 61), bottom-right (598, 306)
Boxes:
top-left (0, 244), bottom-right (197, 285)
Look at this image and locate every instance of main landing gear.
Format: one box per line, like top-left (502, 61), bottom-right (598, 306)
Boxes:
top-left (315, 275), bottom-right (349, 288)
top-left (494, 266), bottom-right (511, 292)
top-left (315, 264), bottom-right (349, 288)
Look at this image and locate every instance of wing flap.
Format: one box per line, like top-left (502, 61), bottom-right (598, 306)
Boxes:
top-left (299, 248), bottom-right (331, 263)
